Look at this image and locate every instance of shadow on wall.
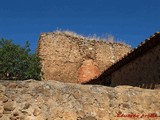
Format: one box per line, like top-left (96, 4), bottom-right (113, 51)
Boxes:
top-left (82, 77), bottom-right (160, 89)
top-left (81, 76), bottom-right (111, 86)
top-left (111, 83), bottom-right (160, 89)
top-left (139, 83), bottom-right (160, 89)
top-left (115, 83), bottom-right (160, 89)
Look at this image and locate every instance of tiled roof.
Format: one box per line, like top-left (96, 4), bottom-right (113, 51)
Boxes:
top-left (83, 32), bottom-right (160, 84)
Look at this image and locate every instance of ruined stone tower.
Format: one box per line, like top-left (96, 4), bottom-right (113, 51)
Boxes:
top-left (37, 31), bottom-right (131, 83)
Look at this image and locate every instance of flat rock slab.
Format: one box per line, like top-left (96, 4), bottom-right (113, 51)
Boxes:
top-left (0, 80), bottom-right (160, 120)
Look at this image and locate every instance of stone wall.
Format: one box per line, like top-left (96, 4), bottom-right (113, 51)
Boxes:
top-left (37, 31), bottom-right (131, 83)
top-left (111, 43), bottom-right (160, 89)
top-left (0, 80), bottom-right (160, 120)
top-left (83, 32), bottom-right (160, 89)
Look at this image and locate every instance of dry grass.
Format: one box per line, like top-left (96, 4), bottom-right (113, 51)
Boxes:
top-left (46, 30), bottom-right (129, 46)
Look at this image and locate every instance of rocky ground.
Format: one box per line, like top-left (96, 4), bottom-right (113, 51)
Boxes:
top-left (0, 80), bottom-right (160, 120)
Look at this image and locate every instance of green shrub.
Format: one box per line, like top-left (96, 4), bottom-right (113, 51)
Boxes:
top-left (0, 38), bottom-right (41, 80)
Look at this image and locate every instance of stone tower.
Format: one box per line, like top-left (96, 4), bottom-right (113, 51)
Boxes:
top-left (37, 31), bottom-right (131, 83)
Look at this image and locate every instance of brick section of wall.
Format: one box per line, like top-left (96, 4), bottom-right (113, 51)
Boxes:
top-left (37, 31), bottom-right (131, 83)
top-left (111, 44), bottom-right (160, 88)
top-left (77, 59), bottom-right (101, 83)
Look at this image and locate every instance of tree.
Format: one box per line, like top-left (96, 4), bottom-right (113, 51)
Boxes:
top-left (0, 38), bottom-right (42, 80)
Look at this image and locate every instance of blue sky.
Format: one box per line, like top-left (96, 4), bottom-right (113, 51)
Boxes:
top-left (0, 0), bottom-right (160, 52)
